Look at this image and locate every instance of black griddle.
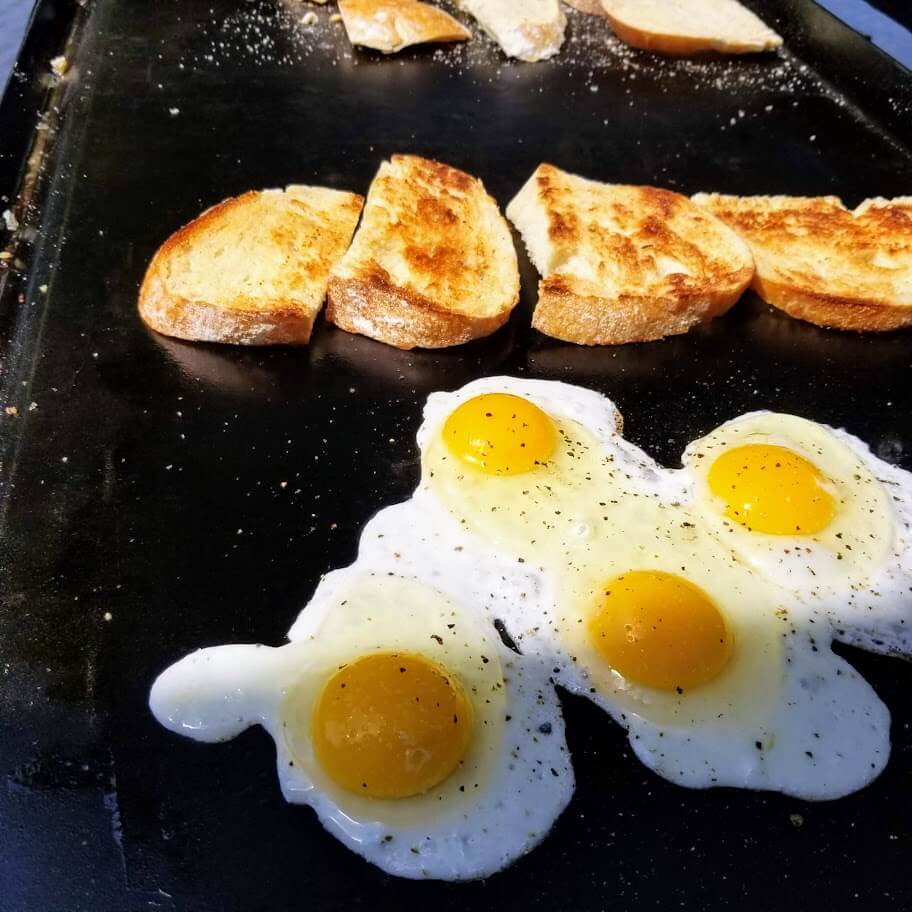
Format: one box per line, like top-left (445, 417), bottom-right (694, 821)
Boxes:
top-left (1, 2), bottom-right (911, 909)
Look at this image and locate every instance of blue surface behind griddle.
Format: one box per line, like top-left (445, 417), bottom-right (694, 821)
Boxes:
top-left (0, 0), bottom-right (34, 92)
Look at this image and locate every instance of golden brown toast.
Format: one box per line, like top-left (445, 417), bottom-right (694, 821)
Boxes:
top-left (692, 194), bottom-right (912, 332)
top-left (326, 155), bottom-right (519, 350)
top-left (139, 186), bottom-right (363, 345)
top-left (600, 0), bottom-right (782, 55)
top-left (506, 164), bottom-right (755, 345)
top-left (338, 0), bottom-right (470, 53)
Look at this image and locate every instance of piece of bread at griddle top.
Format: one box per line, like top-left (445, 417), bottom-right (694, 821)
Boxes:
top-left (599, 0), bottom-right (782, 55)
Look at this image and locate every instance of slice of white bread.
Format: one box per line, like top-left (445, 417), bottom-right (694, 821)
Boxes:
top-left (139, 186), bottom-right (364, 345)
top-left (338, 0), bottom-right (470, 53)
top-left (506, 164), bottom-right (755, 345)
top-left (326, 154), bottom-right (519, 350)
top-left (600, 0), bottom-right (782, 54)
top-left (692, 193), bottom-right (912, 331)
top-left (454, 0), bottom-right (566, 61)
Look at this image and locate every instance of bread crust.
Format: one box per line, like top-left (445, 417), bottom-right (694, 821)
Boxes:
top-left (532, 271), bottom-right (749, 344)
top-left (328, 154), bottom-right (518, 349)
top-left (692, 193), bottom-right (912, 332)
top-left (508, 164), bottom-right (755, 345)
top-left (752, 276), bottom-right (912, 333)
top-left (138, 188), bottom-right (363, 345)
top-left (600, 0), bottom-right (782, 55)
top-left (139, 261), bottom-right (317, 345)
top-left (327, 270), bottom-right (510, 350)
top-left (603, 14), bottom-right (769, 54)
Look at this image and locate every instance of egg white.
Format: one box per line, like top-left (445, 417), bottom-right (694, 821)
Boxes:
top-left (419, 376), bottom-right (902, 800)
top-left (684, 411), bottom-right (912, 657)
top-left (151, 517), bottom-right (573, 880)
top-left (150, 374), bottom-right (912, 881)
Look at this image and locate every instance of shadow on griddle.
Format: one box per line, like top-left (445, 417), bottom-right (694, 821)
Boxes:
top-left (747, 299), bottom-right (912, 367)
top-left (309, 318), bottom-right (518, 391)
top-left (149, 330), bottom-right (296, 397)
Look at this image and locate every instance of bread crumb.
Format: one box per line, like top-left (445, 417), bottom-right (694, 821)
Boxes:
top-left (50, 55), bottom-right (69, 76)
top-left (5, 406), bottom-right (18, 417)
top-left (301, 11), bottom-right (318, 25)
top-left (169, 107), bottom-right (180, 116)
top-left (29, 401), bottom-right (38, 412)
top-left (280, 481), bottom-right (288, 488)
top-left (103, 611), bottom-right (113, 622)
top-left (0, 251), bottom-right (11, 260)
top-left (38, 284), bottom-right (48, 293)
top-left (2, 210), bottom-right (18, 231)
top-left (330, 13), bottom-right (342, 23)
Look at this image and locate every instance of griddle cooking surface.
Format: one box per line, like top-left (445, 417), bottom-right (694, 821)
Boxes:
top-left (1, 2), bottom-right (911, 909)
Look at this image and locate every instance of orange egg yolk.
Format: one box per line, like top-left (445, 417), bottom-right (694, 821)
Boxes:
top-left (707, 443), bottom-right (835, 535)
top-left (443, 393), bottom-right (556, 475)
top-left (588, 571), bottom-right (733, 692)
top-left (312, 652), bottom-right (474, 800)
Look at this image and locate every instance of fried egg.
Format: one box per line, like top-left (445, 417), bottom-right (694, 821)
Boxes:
top-left (151, 564), bottom-right (572, 880)
top-left (683, 411), bottom-right (912, 656)
top-left (150, 374), bottom-right (912, 880)
top-left (420, 376), bottom-right (905, 799)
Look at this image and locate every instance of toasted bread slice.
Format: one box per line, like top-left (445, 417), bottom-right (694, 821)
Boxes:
top-left (327, 155), bottom-right (519, 350)
top-left (692, 194), bottom-right (912, 331)
top-left (139, 186), bottom-right (364, 345)
top-left (454, 0), bottom-right (565, 61)
top-left (600, 0), bottom-right (782, 54)
top-left (506, 164), bottom-right (754, 345)
top-left (338, 0), bottom-right (470, 53)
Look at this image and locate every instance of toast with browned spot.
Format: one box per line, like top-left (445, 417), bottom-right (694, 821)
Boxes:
top-left (326, 155), bottom-right (519, 350)
top-left (338, 0), bottom-right (470, 53)
top-left (692, 193), bottom-right (912, 331)
top-left (507, 164), bottom-right (754, 344)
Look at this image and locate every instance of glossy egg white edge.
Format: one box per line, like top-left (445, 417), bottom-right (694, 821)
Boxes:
top-left (628, 632), bottom-right (890, 800)
top-left (150, 492), bottom-right (575, 881)
top-left (551, 623), bottom-right (889, 801)
top-left (482, 544), bottom-right (892, 801)
top-left (827, 425), bottom-right (912, 656)
top-left (285, 499), bottom-right (574, 879)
